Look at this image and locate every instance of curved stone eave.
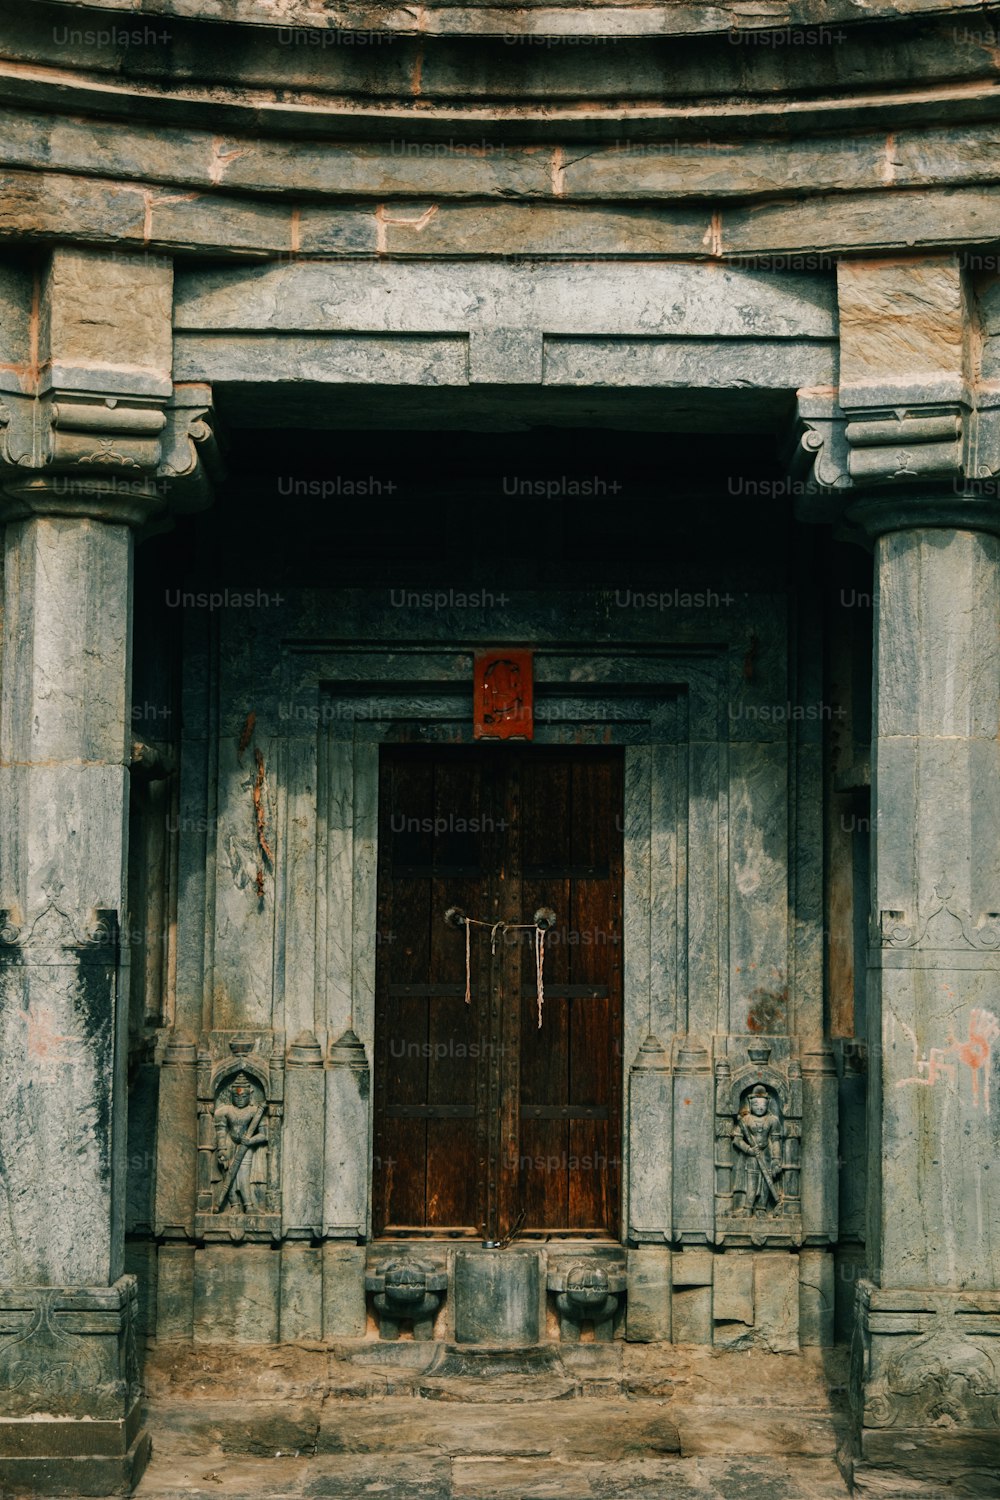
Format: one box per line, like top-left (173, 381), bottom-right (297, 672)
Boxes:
top-left (1, 65), bottom-right (999, 143)
top-left (33, 0), bottom-right (1000, 40)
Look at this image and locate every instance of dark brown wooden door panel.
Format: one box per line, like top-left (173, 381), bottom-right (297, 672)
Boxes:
top-left (373, 746), bottom-right (623, 1241)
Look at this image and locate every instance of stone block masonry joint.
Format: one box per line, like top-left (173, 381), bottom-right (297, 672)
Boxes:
top-left (143, 189), bottom-right (200, 242)
top-left (882, 134), bottom-right (898, 187)
top-left (552, 146), bottom-right (566, 197)
top-left (210, 138), bottom-right (251, 186)
top-left (703, 213), bottom-right (723, 258)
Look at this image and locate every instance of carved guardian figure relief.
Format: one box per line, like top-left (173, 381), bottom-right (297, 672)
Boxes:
top-left (714, 1041), bottom-right (802, 1246)
top-left (212, 1072), bottom-right (269, 1214)
top-left (731, 1084), bottom-right (785, 1214)
top-left (195, 1034), bottom-right (283, 1242)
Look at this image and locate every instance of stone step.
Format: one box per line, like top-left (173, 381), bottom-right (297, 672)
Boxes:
top-left (148, 1392), bottom-right (847, 1462)
top-left (413, 1344), bottom-right (583, 1402)
top-left (133, 1451), bottom-right (858, 1500)
top-left (134, 1400), bottom-right (857, 1500)
top-left (151, 1398), bottom-right (684, 1461)
top-left (136, 1349), bottom-right (855, 1500)
top-left (143, 1340), bottom-right (849, 1409)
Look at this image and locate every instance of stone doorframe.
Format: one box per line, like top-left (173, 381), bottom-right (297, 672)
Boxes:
top-left (274, 642), bottom-right (798, 1246)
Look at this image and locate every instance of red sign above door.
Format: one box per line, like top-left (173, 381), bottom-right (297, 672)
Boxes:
top-left (473, 649), bottom-right (534, 740)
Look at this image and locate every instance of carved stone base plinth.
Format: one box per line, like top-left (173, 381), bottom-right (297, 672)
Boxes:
top-left (712, 1211), bottom-right (803, 1249)
top-left (0, 1277), bottom-right (150, 1496)
top-left (847, 1282), bottom-right (1000, 1497)
top-left (366, 1259), bottom-right (448, 1341)
top-left (0, 1409), bottom-right (150, 1497)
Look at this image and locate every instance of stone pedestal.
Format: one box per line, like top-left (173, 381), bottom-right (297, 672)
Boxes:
top-left (453, 1250), bottom-right (540, 1344)
top-left (0, 1280), bottom-right (149, 1496)
top-left (848, 498), bottom-right (1000, 1493)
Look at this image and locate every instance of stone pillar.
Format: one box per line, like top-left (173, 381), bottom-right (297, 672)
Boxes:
top-left (0, 247), bottom-right (209, 1494)
top-left (846, 490), bottom-right (1000, 1495)
top-left (790, 256), bottom-right (1000, 1489)
top-left (0, 500), bottom-right (153, 1493)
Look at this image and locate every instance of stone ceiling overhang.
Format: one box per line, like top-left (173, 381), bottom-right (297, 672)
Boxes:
top-left (35, 0), bottom-right (1000, 41)
top-left (2, 2), bottom-right (1000, 141)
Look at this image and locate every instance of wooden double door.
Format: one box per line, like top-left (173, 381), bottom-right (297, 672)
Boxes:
top-left (373, 746), bottom-right (624, 1242)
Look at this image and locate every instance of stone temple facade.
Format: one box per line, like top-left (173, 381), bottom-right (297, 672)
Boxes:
top-left (0, 0), bottom-right (998, 1495)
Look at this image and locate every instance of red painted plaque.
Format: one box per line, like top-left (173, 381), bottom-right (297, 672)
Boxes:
top-left (473, 649), bottom-right (534, 740)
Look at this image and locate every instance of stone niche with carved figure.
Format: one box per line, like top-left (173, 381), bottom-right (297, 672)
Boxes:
top-left (713, 1040), bottom-right (802, 1247)
top-left (195, 1034), bottom-right (284, 1243)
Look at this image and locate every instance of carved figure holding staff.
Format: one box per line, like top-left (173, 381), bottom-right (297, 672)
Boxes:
top-left (731, 1084), bottom-right (784, 1214)
top-left (213, 1073), bottom-right (268, 1213)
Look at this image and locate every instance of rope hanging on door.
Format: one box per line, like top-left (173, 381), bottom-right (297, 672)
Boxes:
top-left (445, 906), bottom-right (556, 1028)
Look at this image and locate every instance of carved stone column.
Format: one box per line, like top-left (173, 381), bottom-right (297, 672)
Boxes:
top-left (793, 255), bottom-right (1000, 1493)
top-left (0, 249), bottom-right (214, 1494)
top-left (847, 490), bottom-right (1000, 1493)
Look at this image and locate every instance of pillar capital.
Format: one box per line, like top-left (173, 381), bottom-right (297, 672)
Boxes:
top-left (0, 381), bottom-right (220, 529)
top-left (0, 247), bottom-right (220, 530)
top-left (789, 391), bottom-right (1000, 542)
top-left (787, 255), bottom-right (1000, 544)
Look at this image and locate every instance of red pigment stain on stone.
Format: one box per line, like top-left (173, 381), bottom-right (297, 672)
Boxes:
top-left (746, 987), bottom-right (788, 1033)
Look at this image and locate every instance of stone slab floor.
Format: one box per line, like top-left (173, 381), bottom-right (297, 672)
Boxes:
top-left (115, 1344), bottom-right (969, 1500)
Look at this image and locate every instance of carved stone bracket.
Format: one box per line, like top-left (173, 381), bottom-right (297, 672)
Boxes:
top-left (788, 389), bottom-right (1000, 540)
top-left (845, 406), bottom-right (966, 485)
top-left (0, 902), bottom-right (119, 963)
top-left (788, 395), bottom-right (850, 494)
top-left (366, 1257), bottom-right (448, 1340)
top-left (547, 1260), bottom-right (626, 1343)
top-left (159, 383), bottom-right (225, 514)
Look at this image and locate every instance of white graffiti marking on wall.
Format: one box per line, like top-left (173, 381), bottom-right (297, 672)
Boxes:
top-left (894, 1008), bottom-right (1000, 1114)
